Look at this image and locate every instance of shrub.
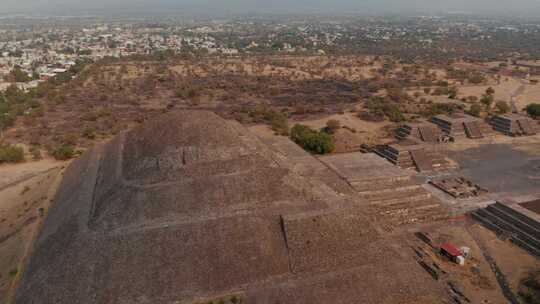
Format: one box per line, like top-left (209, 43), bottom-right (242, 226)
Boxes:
top-left (480, 94), bottom-right (494, 109)
top-left (468, 103), bottom-right (483, 117)
top-left (448, 87), bottom-right (458, 99)
top-left (425, 103), bottom-right (458, 117)
top-left (365, 97), bottom-right (405, 122)
top-left (325, 119), bottom-right (341, 134)
top-left (468, 74), bottom-right (485, 84)
top-left (51, 145), bottom-right (76, 160)
top-left (29, 145), bottom-right (42, 160)
top-left (383, 104), bottom-right (405, 122)
top-left (290, 124), bottom-right (334, 154)
top-left (495, 101), bottom-right (510, 114)
top-left (9, 269), bottom-right (18, 277)
top-left (83, 127), bottom-right (96, 139)
top-left (0, 144), bottom-right (25, 163)
top-left (267, 111), bottom-right (289, 136)
top-left (526, 103), bottom-right (540, 118)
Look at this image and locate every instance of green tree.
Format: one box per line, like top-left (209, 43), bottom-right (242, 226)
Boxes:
top-left (480, 94), bottom-right (494, 109)
top-left (468, 103), bottom-right (483, 117)
top-left (526, 103), bottom-right (540, 118)
top-left (51, 145), bottom-right (77, 160)
top-left (290, 124), bottom-right (334, 154)
top-left (267, 111), bottom-right (289, 136)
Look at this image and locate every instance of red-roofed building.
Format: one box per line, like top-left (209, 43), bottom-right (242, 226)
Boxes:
top-left (440, 243), bottom-right (462, 263)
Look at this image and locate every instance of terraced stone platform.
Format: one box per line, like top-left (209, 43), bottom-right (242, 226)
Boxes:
top-left (490, 113), bottom-right (538, 137)
top-left (374, 140), bottom-right (454, 172)
top-left (320, 153), bottom-right (450, 231)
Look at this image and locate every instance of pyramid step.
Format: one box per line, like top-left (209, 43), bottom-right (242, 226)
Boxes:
top-left (367, 190), bottom-right (432, 206)
top-left (355, 180), bottom-right (421, 196)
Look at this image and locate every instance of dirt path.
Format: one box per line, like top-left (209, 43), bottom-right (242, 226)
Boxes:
top-left (510, 83), bottom-right (527, 113)
top-left (0, 159), bottom-right (64, 189)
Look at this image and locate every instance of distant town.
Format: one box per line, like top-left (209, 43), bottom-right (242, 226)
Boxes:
top-left (2, 15), bottom-right (540, 92)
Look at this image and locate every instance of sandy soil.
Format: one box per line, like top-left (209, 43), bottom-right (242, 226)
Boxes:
top-left (0, 159), bottom-right (62, 190)
top-left (515, 83), bottom-right (540, 110)
top-left (0, 161), bottom-right (66, 303)
top-left (458, 77), bottom-right (523, 102)
top-left (414, 223), bottom-right (508, 304)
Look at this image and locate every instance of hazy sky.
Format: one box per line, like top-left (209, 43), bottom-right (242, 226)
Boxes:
top-left (3, 0), bottom-right (540, 16)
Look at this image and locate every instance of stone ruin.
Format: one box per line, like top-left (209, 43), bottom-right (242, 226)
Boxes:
top-left (395, 122), bottom-right (446, 143)
top-left (320, 153), bottom-right (450, 231)
top-left (490, 113), bottom-right (538, 137)
top-left (430, 114), bottom-right (493, 140)
top-left (374, 139), bottom-right (453, 172)
top-left (429, 177), bottom-right (488, 199)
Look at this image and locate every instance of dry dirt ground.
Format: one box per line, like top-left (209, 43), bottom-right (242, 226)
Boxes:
top-left (250, 110), bottom-right (394, 153)
top-left (457, 77), bottom-right (523, 102)
top-left (468, 223), bottom-right (540, 294)
top-left (0, 160), bottom-right (66, 303)
top-left (409, 222), bottom-right (506, 303)
top-left (516, 83), bottom-right (540, 110)
top-left (291, 111), bottom-right (394, 151)
top-left (408, 220), bottom-right (540, 304)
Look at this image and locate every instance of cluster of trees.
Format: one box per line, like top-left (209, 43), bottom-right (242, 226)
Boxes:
top-left (468, 87), bottom-right (511, 117)
top-left (239, 105), bottom-right (291, 136)
top-left (431, 86), bottom-right (459, 99)
top-left (480, 87), bottom-right (495, 110)
top-left (290, 124), bottom-right (334, 154)
top-left (425, 102), bottom-right (461, 117)
top-left (364, 97), bottom-right (405, 123)
top-left (0, 85), bottom-right (39, 133)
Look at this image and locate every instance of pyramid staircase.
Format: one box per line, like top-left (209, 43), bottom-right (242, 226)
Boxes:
top-left (464, 121), bottom-right (484, 139)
